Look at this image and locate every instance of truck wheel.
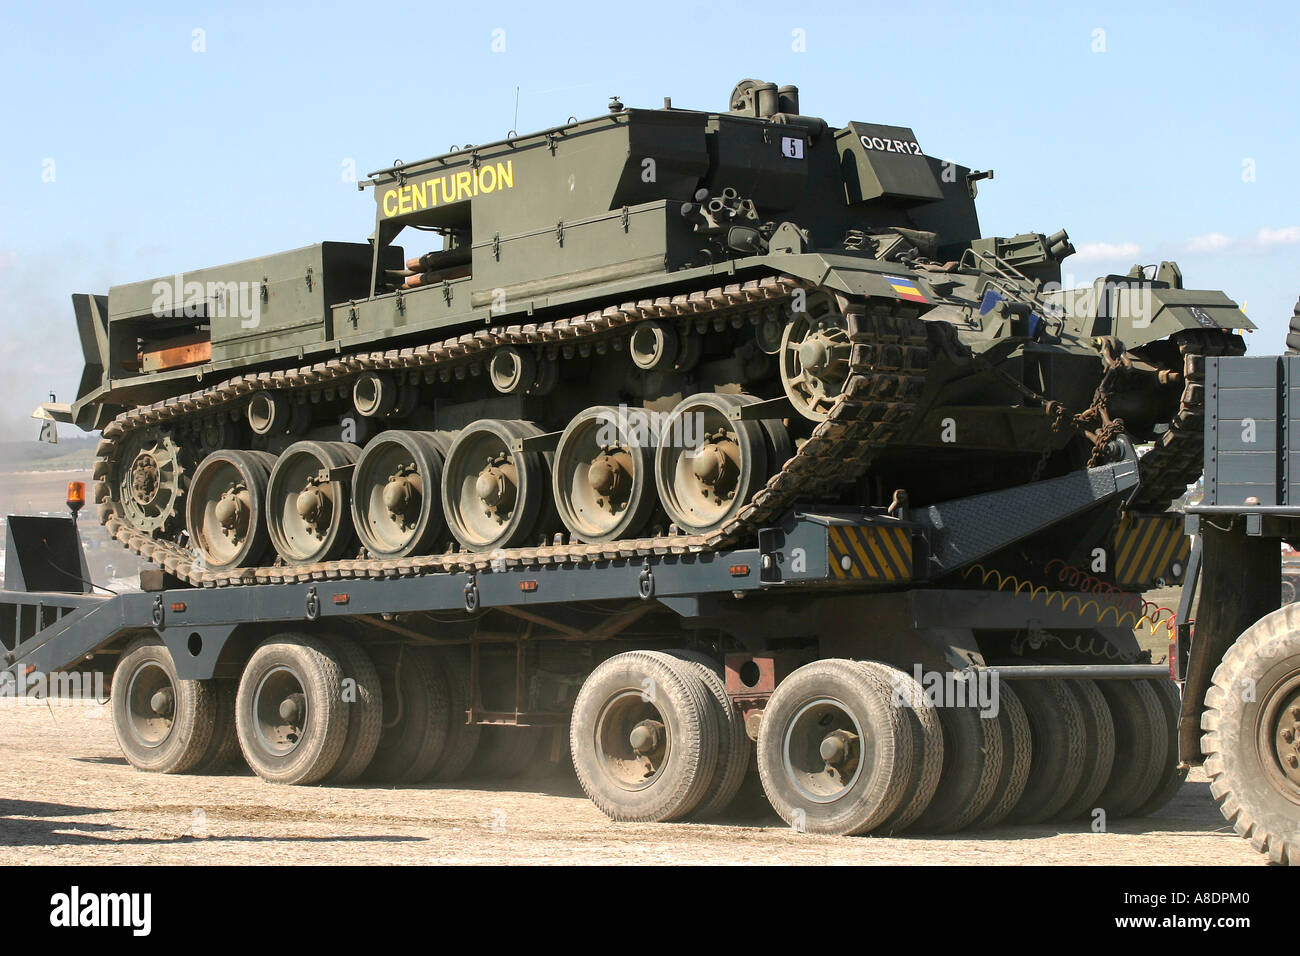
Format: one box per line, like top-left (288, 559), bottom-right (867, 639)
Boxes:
top-left (427, 647), bottom-right (481, 782)
top-left (111, 636), bottom-right (217, 774)
top-left (235, 634), bottom-right (351, 785)
top-left (1130, 678), bottom-right (1188, 817)
top-left (968, 681), bottom-right (1032, 829)
top-left (860, 661), bottom-right (944, 833)
top-left (1050, 679), bottom-right (1115, 821)
top-left (367, 646), bottom-right (450, 783)
top-left (657, 650), bottom-right (751, 819)
top-left (194, 679), bottom-right (241, 773)
top-left (1093, 680), bottom-right (1165, 818)
top-left (911, 698), bottom-right (1002, 833)
top-left (323, 634), bottom-right (384, 784)
top-left (469, 726), bottom-right (545, 778)
top-left (1005, 678), bottom-right (1086, 823)
top-left (1202, 607), bottom-right (1300, 864)
top-left (757, 659), bottom-right (913, 835)
top-left (570, 651), bottom-right (720, 822)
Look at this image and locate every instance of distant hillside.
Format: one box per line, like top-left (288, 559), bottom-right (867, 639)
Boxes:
top-left (0, 436), bottom-right (98, 472)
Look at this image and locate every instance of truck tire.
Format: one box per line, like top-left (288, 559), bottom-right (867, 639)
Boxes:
top-left (468, 726), bottom-right (545, 778)
top-left (235, 633), bottom-right (350, 785)
top-left (1005, 677), bottom-right (1086, 823)
top-left (323, 633), bottom-right (384, 784)
top-left (427, 647), bottom-right (481, 782)
top-left (967, 681), bottom-right (1032, 829)
top-left (367, 645), bottom-right (450, 783)
top-left (1050, 678), bottom-right (1115, 821)
top-left (194, 678), bottom-right (241, 773)
top-left (860, 661), bottom-right (944, 833)
top-left (657, 649), bottom-right (751, 819)
top-left (1093, 679), bottom-right (1165, 818)
top-left (1202, 606), bottom-right (1300, 864)
top-left (111, 636), bottom-right (218, 774)
top-left (1130, 677), bottom-right (1188, 817)
top-left (911, 698), bottom-right (1002, 833)
top-left (570, 651), bottom-right (720, 822)
top-left (757, 659), bottom-right (913, 835)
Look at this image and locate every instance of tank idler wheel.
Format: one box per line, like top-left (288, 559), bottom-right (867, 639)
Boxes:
top-left (489, 346), bottom-right (538, 395)
top-left (111, 636), bottom-right (218, 774)
top-left (859, 661), bottom-right (945, 833)
top-left (366, 645), bottom-right (451, 783)
top-left (780, 292), bottom-right (854, 422)
top-left (187, 449), bottom-right (277, 570)
top-left (756, 659), bottom-right (914, 835)
top-left (352, 430), bottom-right (451, 558)
top-left (553, 406), bottom-right (658, 543)
top-left (442, 419), bottom-right (552, 551)
top-left (655, 393), bottom-right (769, 535)
top-left (570, 651), bottom-right (720, 822)
top-left (234, 634), bottom-right (350, 785)
top-left (266, 440), bottom-right (361, 564)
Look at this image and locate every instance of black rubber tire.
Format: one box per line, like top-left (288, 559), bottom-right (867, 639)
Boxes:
top-left (469, 725), bottom-right (547, 779)
top-left (911, 698), bottom-right (1003, 833)
top-left (861, 661), bottom-right (944, 833)
top-left (427, 647), bottom-right (481, 782)
top-left (194, 678), bottom-right (241, 773)
top-left (657, 649), bottom-right (751, 819)
top-left (1202, 604), bottom-right (1300, 864)
top-left (967, 681), bottom-right (1032, 830)
top-left (111, 636), bottom-right (217, 774)
top-left (367, 645), bottom-right (450, 783)
top-left (1130, 677), bottom-right (1189, 817)
top-left (322, 633), bottom-right (384, 784)
top-left (235, 633), bottom-right (350, 785)
top-left (1050, 679), bottom-right (1116, 821)
top-left (757, 659), bottom-right (913, 835)
top-left (1093, 679), bottom-right (1166, 818)
top-left (1005, 677), bottom-right (1087, 824)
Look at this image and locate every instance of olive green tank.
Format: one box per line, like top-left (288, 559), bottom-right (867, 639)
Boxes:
top-left (52, 80), bottom-right (1250, 586)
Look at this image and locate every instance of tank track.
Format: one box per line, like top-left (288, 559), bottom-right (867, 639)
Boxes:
top-left (92, 276), bottom-right (932, 587)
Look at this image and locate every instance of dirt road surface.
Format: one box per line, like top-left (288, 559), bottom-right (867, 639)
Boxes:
top-left (0, 702), bottom-right (1262, 866)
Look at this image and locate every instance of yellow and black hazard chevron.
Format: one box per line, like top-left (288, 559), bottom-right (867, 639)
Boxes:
top-left (827, 524), bottom-right (913, 582)
top-left (1112, 513), bottom-right (1191, 590)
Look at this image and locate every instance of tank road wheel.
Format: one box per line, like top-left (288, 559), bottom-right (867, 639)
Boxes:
top-left (322, 633), bottom-right (384, 784)
top-left (757, 660), bottom-right (913, 835)
top-left (442, 420), bottom-right (551, 551)
top-left (1004, 677), bottom-right (1087, 824)
top-left (860, 661), bottom-right (945, 833)
top-left (186, 450), bottom-right (276, 570)
top-left (911, 697), bottom-right (1003, 834)
top-left (570, 651), bottom-right (720, 823)
top-left (266, 440), bottom-right (361, 564)
top-left (234, 634), bottom-right (350, 785)
top-left (779, 292), bottom-right (853, 422)
top-left (111, 636), bottom-right (217, 774)
top-left (351, 431), bottom-right (451, 558)
top-left (553, 407), bottom-right (658, 543)
top-left (1049, 679), bottom-right (1116, 821)
top-left (655, 393), bottom-right (768, 535)
top-left (1132, 678), bottom-right (1188, 816)
top-left (366, 646), bottom-right (451, 783)
top-left (1092, 680), bottom-right (1165, 818)
top-left (115, 429), bottom-right (186, 535)
top-left (1203, 607), bottom-right (1300, 864)
top-left (967, 682), bottom-right (1033, 829)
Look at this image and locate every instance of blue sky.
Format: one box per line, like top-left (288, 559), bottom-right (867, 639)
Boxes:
top-left (2, 0), bottom-right (1297, 439)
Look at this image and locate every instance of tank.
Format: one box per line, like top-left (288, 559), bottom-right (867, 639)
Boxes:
top-left (53, 80), bottom-right (1251, 586)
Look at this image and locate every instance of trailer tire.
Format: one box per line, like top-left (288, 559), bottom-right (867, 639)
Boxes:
top-left (322, 634), bottom-right (384, 784)
top-left (1049, 679), bottom-right (1115, 821)
top-left (469, 725), bottom-right (546, 778)
top-left (967, 681), bottom-right (1032, 829)
top-left (1202, 606), bottom-right (1300, 864)
top-left (111, 636), bottom-right (218, 774)
top-left (427, 647), bottom-right (481, 782)
top-left (570, 651), bottom-right (719, 823)
top-left (194, 679), bottom-right (241, 773)
top-left (860, 661), bottom-right (944, 833)
top-left (235, 634), bottom-right (350, 785)
top-left (1005, 677), bottom-right (1086, 823)
top-left (1093, 679), bottom-right (1165, 818)
top-left (911, 698), bottom-right (1002, 833)
top-left (1130, 677), bottom-right (1188, 817)
top-left (367, 646), bottom-right (450, 783)
top-left (757, 659), bottom-right (913, 835)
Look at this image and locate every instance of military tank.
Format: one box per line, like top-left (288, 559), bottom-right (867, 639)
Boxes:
top-left (52, 80), bottom-right (1250, 587)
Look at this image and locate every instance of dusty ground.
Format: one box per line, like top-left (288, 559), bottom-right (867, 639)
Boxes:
top-left (0, 701), bottom-right (1262, 866)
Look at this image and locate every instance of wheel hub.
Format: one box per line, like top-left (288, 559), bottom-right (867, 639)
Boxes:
top-left (214, 487), bottom-right (245, 536)
top-left (1272, 690), bottom-right (1300, 786)
top-left (149, 687), bottom-right (174, 717)
top-left (382, 472), bottom-right (419, 519)
top-left (130, 453), bottom-right (161, 506)
top-left (629, 719), bottom-right (664, 755)
top-left (476, 460), bottom-right (517, 518)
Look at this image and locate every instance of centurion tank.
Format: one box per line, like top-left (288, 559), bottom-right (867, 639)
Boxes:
top-left (48, 79), bottom-right (1250, 585)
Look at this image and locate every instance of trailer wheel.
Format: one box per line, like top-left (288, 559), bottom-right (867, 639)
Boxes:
top-left (468, 725), bottom-right (545, 778)
top-left (111, 636), bottom-right (218, 774)
top-left (427, 647), bottom-right (481, 782)
top-left (367, 645), bottom-right (450, 783)
top-left (967, 681), bottom-right (1032, 829)
top-left (757, 659), bottom-right (913, 835)
top-left (570, 651), bottom-right (720, 823)
top-left (1202, 607), bottom-right (1300, 864)
top-left (1093, 680), bottom-right (1165, 818)
top-left (1130, 677), bottom-right (1188, 817)
top-left (1049, 679), bottom-right (1115, 821)
top-left (860, 661), bottom-right (944, 833)
top-left (235, 634), bottom-right (350, 785)
top-left (911, 697), bottom-right (1002, 833)
top-left (322, 634), bottom-right (384, 784)
top-left (1004, 677), bottom-right (1086, 823)
top-left (194, 679), bottom-right (241, 773)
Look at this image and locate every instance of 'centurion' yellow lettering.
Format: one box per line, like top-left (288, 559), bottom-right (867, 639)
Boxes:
top-left (380, 160), bottom-right (515, 218)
